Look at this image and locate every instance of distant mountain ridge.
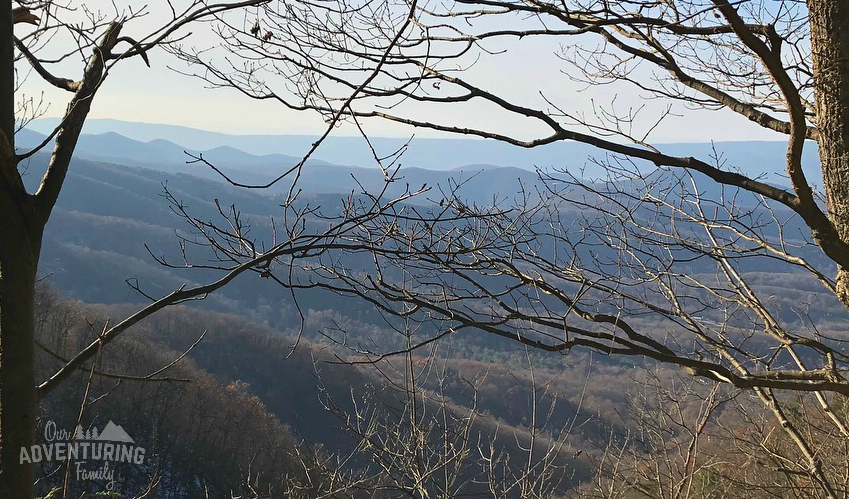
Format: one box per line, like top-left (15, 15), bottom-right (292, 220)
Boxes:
top-left (16, 127), bottom-right (543, 205)
top-left (26, 118), bottom-right (822, 187)
top-left (16, 128), bottom-right (331, 185)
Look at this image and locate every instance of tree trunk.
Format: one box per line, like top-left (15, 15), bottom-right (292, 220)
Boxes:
top-left (808, 0), bottom-right (849, 307)
top-left (0, 1), bottom-right (43, 496)
top-left (0, 218), bottom-right (41, 498)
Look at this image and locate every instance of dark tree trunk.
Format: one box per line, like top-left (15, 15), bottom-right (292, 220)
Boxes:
top-left (0, 218), bottom-right (41, 498)
top-left (0, 11), bottom-right (106, 494)
top-left (0, 1), bottom-right (43, 497)
top-left (0, 1), bottom-right (46, 496)
top-left (808, 0), bottom-right (849, 307)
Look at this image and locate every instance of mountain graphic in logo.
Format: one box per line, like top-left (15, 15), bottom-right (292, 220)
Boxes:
top-left (96, 421), bottom-right (134, 443)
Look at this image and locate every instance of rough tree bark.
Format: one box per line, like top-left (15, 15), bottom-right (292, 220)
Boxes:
top-left (809, 0), bottom-right (849, 308)
top-left (0, 1), bottom-right (42, 496)
top-left (0, 216), bottom-right (42, 499)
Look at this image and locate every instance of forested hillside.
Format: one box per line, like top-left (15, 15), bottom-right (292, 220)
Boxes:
top-left (22, 128), bottom-right (849, 496)
top-left (36, 287), bottom-right (612, 497)
top-left (7, 0), bottom-right (849, 495)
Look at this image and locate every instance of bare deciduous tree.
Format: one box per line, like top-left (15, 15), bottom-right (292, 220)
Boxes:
top-left (277, 340), bottom-right (580, 499)
top-left (0, 1), bottom-right (386, 495)
top-left (161, 1), bottom-right (849, 496)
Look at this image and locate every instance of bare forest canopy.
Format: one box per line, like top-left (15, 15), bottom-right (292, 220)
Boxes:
top-left (22, 124), bottom-right (846, 353)
top-left (10, 0), bottom-right (849, 495)
top-left (23, 123), bottom-right (849, 496)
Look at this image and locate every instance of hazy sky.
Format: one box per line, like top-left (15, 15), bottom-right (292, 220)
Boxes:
top-left (18, 2), bottom-right (788, 143)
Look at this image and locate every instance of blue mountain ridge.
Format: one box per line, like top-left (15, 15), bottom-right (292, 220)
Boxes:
top-left (26, 118), bottom-right (822, 188)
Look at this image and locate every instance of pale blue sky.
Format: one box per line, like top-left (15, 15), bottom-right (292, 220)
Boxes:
top-left (18, 1), bottom-right (789, 143)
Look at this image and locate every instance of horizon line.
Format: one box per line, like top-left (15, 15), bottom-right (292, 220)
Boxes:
top-left (27, 116), bottom-right (804, 145)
